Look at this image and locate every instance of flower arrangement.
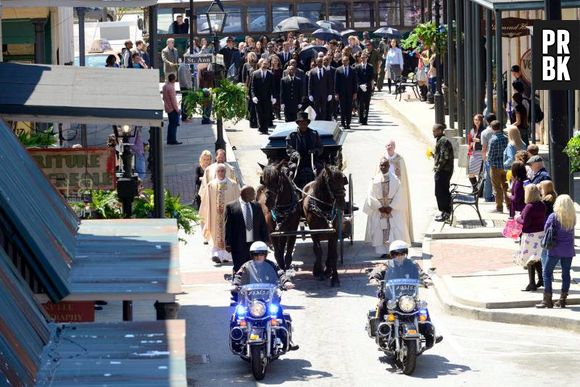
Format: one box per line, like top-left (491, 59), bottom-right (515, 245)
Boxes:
top-left (426, 146), bottom-right (434, 159)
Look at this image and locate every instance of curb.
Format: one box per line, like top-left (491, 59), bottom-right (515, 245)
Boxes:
top-left (423, 237), bottom-right (580, 333)
top-left (221, 123), bottom-right (245, 187)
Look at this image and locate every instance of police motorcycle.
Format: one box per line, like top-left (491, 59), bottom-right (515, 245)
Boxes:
top-left (229, 242), bottom-right (298, 380)
top-left (366, 241), bottom-right (441, 375)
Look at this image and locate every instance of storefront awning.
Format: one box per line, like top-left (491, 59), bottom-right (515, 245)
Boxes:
top-left (1, 0), bottom-right (158, 7)
top-left (470, 0), bottom-right (580, 11)
top-left (0, 63), bottom-right (163, 127)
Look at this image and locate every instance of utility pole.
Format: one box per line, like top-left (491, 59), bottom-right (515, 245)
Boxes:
top-left (545, 0), bottom-right (570, 194)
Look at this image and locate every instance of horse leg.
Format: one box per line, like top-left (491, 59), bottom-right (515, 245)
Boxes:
top-left (312, 235), bottom-right (324, 280)
top-left (273, 237), bottom-right (286, 270)
top-left (328, 235), bottom-right (340, 287)
top-left (284, 235), bottom-right (297, 270)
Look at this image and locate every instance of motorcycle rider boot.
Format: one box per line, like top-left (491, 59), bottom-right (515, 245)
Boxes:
top-left (535, 262), bottom-right (544, 288)
top-left (535, 292), bottom-right (553, 308)
top-left (435, 335), bottom-right (443, 344)
top-left (554, 292), bottom-right (568, 308)
top-left (523, 266), bottom-right (537, 291)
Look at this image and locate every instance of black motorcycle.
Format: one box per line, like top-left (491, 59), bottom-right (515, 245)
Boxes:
top-left (366, 262), bottom-right (439, 375)
top-left (230, 272), bottom-right (295, 380)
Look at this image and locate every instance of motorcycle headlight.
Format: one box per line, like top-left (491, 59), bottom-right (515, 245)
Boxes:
top-left (249, 301), bottom-right (266, 317)
top-left (386, 299), bottom-right (397, 310)
top-left (399, 296), bottom-right (416, 313)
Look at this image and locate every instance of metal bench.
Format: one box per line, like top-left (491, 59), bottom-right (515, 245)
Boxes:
top-left (395, 73), bottom-right (420, 101)
top-left (0, 249), bottom-right (187, 386)
top-left (449, 165), bottom-right (486, 226)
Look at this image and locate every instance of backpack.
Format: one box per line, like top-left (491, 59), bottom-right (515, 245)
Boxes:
top-left (526, 97), bottom-right (544, 124)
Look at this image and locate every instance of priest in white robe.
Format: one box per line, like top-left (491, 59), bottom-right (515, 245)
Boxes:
top-left (385, 139), bottom-right (414, 243)
top-left (200, 149), bottom-right (237, 201)
top-left (364, 158), bottom-right (411, 257)
top-left (199, 163), bottom-right (241, 263)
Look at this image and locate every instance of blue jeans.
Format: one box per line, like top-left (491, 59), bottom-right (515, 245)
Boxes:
top-left (483, 160), bottom-right (494, 202)
top-left (167, 111), bottom-right (179, 143)
top-left (542, 255), bottom-right (573, 293)
top-left (135, 153), bottom-right (146, 180)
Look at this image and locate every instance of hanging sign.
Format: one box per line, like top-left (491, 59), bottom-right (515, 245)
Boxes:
top-left (520, 48), bottom-right (532, 84)
top-left (487, 18), bottom-right (532, 38)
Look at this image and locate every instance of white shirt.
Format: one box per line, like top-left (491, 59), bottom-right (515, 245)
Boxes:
top-left (239, 198), bottom-right (254, 243)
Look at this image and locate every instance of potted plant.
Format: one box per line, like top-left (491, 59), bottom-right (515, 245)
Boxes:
top-left (182, 79), bottom-right (247, 123)
top-left (564, 133), bottom-right (580, 173)
top-left (401, 21), bottom-right (448, 56)
top-left (16, 127), bottom-right (57, 148)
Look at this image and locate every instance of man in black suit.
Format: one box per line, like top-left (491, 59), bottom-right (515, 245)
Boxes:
top-left (283, 59), bottom-right (306, 103)
top-left (323, 55), bottom-right (336, 121)
top-left (251, 58), bottom-right (275, 134)
top-left (225, 185), bottom-right (269, 272)
top-left (334, 55), bottom-right (358, 129)
top-left (280, 65), bottom-right (303, 122)
top-left (308, 57), bottom-right (332, 120)
top-left (355, 52), bottom-right (374, 125)
top-left (278, 41), bottom-right (292, 68)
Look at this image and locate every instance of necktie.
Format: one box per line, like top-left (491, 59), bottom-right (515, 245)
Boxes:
top-left (345, 67), bottom-right (348, 77)
top-left (318, 69), bottom-right (322, 79)
top-left (244, 202), bottom-right (253, 231)
top-left (262, 71), bottom-right (265, 78)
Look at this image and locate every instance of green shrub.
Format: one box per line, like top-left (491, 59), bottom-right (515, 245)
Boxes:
top-left (564, 134), bottom-right (580, 173)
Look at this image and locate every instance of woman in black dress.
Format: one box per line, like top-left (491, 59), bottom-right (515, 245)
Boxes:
top-left (270, 54), bottom-right (283, 121)
top-left (193, 150), bottom-right (213, 210)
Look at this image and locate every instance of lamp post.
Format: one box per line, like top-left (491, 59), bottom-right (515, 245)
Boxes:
top-left (433, 0), bottom-right (445, 126)
top-left (205, 0), bottom-right (227, 154)
top-left (116, 125), bottom-right (139, 218)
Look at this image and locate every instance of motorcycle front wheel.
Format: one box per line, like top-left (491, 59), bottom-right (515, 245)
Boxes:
top-left (400, 340), bottom-right (417, 375)
top-left (250, 344), bottom-right (267, 380)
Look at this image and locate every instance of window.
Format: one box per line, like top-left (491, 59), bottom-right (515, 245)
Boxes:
top-left (296, 3), bottom-right (323, 22)
top-left (402, 0), bottom-right (421, 26)
top-left (247, 6), bottom-right (268, 32)
top-left (328, 3), bottom-right (348, 27)
top-left (272, 3), bottom-right (293, 29)
top-left (353, 2), bottom-right (374, 29)
top-left (197, 6), bottom-right (242, 33)
top-left (379, 0), bottom-right (400, 27)
top-left (157, 8), bottom-right (174, 35)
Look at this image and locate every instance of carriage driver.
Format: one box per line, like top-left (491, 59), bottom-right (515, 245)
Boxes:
top-left (285, 111), bottom-right (324, 189)
top-left (368, 240), bottom-right (443, 349)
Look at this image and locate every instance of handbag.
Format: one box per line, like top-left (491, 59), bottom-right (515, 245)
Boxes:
top-left (541, 221), bottom-right (556, 249)
top-left (502, 218), bottom-right (523, 239)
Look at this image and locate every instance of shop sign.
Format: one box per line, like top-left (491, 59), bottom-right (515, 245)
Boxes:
top-left (520, 48), bottom-right (532, 84)
top-left (43, 301), bottom-right (95, 322)
top-left (28, 147), bottom-right (116, 191)
top-left (488, 18), bottom-right (531, 38)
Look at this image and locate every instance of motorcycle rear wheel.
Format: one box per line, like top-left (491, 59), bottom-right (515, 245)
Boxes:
top-left (250, 345), bottom-right (267, 380)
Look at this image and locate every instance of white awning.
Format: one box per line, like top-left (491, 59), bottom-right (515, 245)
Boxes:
top-left (1, 0), bottom-right (158, 8)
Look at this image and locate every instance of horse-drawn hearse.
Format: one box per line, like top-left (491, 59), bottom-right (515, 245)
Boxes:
top-left (259, 120), bottom-right (356, 287)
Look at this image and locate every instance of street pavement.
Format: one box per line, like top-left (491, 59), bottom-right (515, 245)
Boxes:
top-left (159, 88), bottom-right (580, 385)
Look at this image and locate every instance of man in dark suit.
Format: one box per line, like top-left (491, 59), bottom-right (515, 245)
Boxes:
top-left (308, 57), bottom-right (332, 120)
top-left (283, 59), bottom-right (306, 104)
top-left (225, 185), bottom-right (269, 272)
top-left (334, 55), bottom-right (358, 129)
top-left (251, 58), bottom-right (275, 134)
top-left (278, 41), bottom-right (292, 68)
top-left (280, 65), bottom-right (303, 122)
top-left (355, 52), bottom-right (374, 125)
top-left (323, 55), bottom-right (336, 121)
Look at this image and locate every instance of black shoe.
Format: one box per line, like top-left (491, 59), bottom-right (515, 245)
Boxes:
top-left (211, 256), bottom-right (222, 265)
top-left (435, 335), bottom-right (443, 344)
top-left (167, 141), bottom-right (183, 145)
top-left (288, 343), bottom-right (299, 351)
top-left (434, 215), bottom-right (446, 222)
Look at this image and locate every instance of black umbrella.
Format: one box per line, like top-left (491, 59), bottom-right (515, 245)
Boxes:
top-left (298, 45), bottom-right (328, 68)
top-left (312, 28), bottom-right (341, 42)
top-left (316, 20), bottom-right (345, 31)
top-left (373, 27), bottom-right (401, 39)
top-left (273, 16), bottom-right (318, 33)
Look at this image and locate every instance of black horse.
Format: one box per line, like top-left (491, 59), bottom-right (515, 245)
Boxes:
top-left (260, 162), bottom-right (301, 270)
top-left (302, 165), bottom-right (347, 287)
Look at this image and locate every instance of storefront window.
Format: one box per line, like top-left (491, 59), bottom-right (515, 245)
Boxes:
top-left (328, 3), bottom-right (348, 27)
top-left (247, 6), bottom-right (268, 32)
top-left (272, 3), bottom-right (293, 28)
top-left (402, 0), bottom-right (422, 26)
top-left (223, 7), bottom-right (243, 33)
top-left (379, 1), bottom-right (400, 27)
top-left (353, 2), bottom-right (373, 29)
top-left (296, 3), bottom-right (323, 22)
top-left (157, 8), bottom-right (174, 35)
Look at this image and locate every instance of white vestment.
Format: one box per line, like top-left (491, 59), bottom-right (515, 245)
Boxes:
top-left (363, 172), bottom-right (411, 254)
top-left (386, 152), bottom-right (414, 242)
top-left (200, 162), bottom-right (237, 202)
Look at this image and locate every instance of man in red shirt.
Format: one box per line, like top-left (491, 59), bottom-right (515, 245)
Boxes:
top-left (162, 73), bottom-right (182, 145)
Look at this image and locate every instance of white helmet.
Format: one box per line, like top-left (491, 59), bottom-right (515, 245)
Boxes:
top-left (389, 240), bottom-right (409, 256)
top-left (249, 241), bottom-right (269, 256)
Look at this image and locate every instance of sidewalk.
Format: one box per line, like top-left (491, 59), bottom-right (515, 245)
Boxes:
top-left (384, 93), bottom-right (580, 331)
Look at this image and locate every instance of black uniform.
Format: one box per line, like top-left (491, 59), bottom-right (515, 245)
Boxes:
top-left (355, 62), bottom-right (374, 125)
top-left (285, 128), bottom-right (324, 188)
top-left (325, 66), bottom-right (336, 121)
top-left (334, 65), bottom-right (358, 129)
top-left (233, 259), bottom-right (289, 287)
top-left (280, 75), bottom-right (303, 122)
top-left (251, 69), bottom-right (274, 134)
top-left (308, 66), bottom-right (332, 120)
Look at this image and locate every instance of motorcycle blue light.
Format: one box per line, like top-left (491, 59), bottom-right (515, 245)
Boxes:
top-left (269, 304), bottom-right (279, 315)
top-left (236, 305), bottom-right (247, 317)
top-left (419, 308), bottom-right (428, 316)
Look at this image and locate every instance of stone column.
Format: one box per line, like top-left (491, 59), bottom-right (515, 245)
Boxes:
top-left (32, 19), bottom-right (47, 64)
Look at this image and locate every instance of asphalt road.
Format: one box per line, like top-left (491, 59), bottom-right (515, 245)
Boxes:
top-left (180, 92), bottom-right (580, 386)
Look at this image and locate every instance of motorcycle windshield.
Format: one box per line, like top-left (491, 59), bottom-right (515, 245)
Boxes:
top-left (238, 261), bottom-right (279, 285)
top-left (385, 259), bottom-right (420, 299)
top-left (240, 283), bottom-right (278, 301)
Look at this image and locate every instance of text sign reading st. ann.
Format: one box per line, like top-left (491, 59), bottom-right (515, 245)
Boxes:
top-left (532, 21), bottom-right (580, 90)
top-left (184, 54), bottom-right (213, 64)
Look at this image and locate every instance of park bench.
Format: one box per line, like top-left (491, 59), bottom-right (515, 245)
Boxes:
top-left (395, 72), bottom-right (420, 101)
top-left (449, 165), bottom-right (486, 226)
top-left (0, 248), bottom-right (186, 386)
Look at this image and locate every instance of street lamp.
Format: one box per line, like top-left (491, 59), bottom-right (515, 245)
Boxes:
top-left (433, 0), bottom-right (445, 126)
top-left (205, 0), bottom-right (227, 154)
top-left (116, 124), bottom-right (139, 218)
